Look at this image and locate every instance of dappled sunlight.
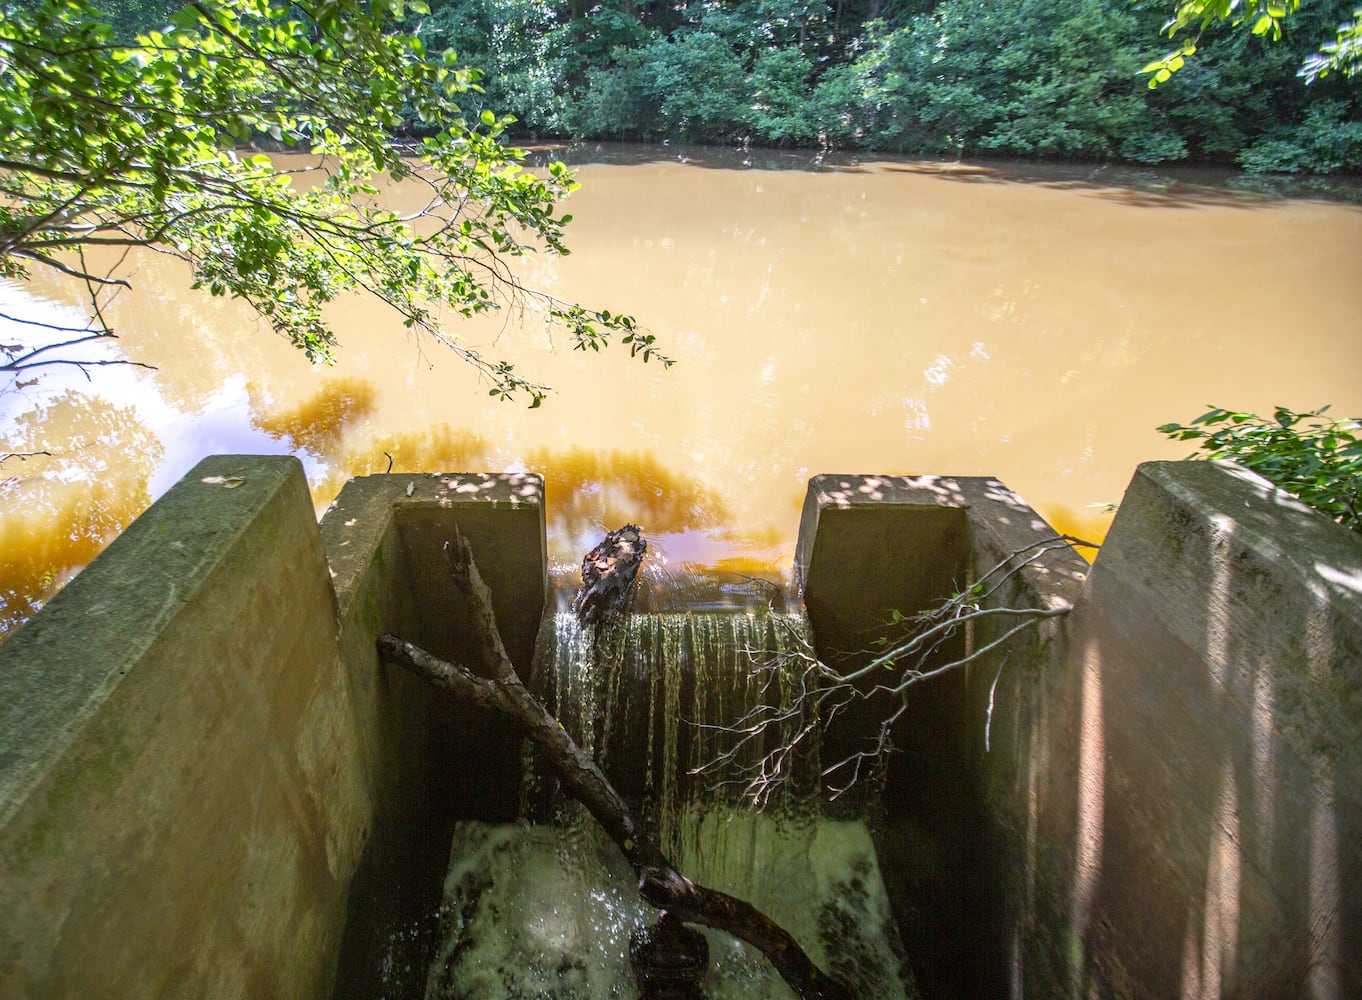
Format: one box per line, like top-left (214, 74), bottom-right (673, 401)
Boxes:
top-left (1206, 516), bottom-right (1236, 693)
top-left (1250, 659), bottom-right (1278, 882)
top-left (1314, 561), bottom-right (1362, 596)
top-left (1071, 633), bottom-right (1105, 970)
top-left (1191, 760), bottom-right (1241, 999)
top-left (1305, 603), bottom-right (1344, 1000)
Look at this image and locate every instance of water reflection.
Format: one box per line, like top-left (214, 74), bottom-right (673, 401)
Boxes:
top-left (3, 147), bottom-right (1361, 640)
top-left (0, 391), bottom-right (163, 632)
top-left (252, 376), bottom-right (378, 457)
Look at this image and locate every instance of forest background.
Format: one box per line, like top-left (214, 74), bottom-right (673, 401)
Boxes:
top-left (96, 0), bottom-right (1362, 173)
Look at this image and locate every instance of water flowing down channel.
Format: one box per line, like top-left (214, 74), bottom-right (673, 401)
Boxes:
top-left (422, 606), bottom-right (915, 998)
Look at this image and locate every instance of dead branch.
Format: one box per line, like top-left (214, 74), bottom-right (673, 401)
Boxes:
top-left (376, 531), bottom-right (851, 1000)
top-left (693, 534), bottom-right (1096, 802)
top-left (0, 451), bottom-right (51, 464)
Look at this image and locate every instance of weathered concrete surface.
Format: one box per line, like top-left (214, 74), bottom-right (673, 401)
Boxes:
top-left (1064, 461), bottom-right (1362, 998)
top-left (320, 471), bottom-right (546, 824)
top-left (7, 454), bottom-right (1354, 1000)
top-left (0, 461), bottom-right (549, 1000)
top-left (319, 472), bottom-right (547, 999)
top-left (796, 474), bottom-right (1089, 996)
top-left (799, 465), bottom-right (1362, 999)
top-left (0, 455), bottom-right (360, 1000)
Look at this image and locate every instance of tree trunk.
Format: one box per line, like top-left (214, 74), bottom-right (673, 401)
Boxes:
top-left (375, 532), bottom-right (850, 1000)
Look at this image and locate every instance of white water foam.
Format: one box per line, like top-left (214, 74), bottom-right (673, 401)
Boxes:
top-left (423, 803), bottom-right (914, 999)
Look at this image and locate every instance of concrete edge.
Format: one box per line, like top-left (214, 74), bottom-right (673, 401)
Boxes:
top-left (0, 455), bottom-right (312, 829)
top-left (796, 473), bottom-right (1088, 608)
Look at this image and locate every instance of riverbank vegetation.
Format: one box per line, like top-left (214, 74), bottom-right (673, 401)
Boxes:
top-left (401, 0), bottom-right (1362, 172)
top-left (53, 0), bottom-right (1362, 174)
top-left (1159, 406), bottom-right (1362, 533)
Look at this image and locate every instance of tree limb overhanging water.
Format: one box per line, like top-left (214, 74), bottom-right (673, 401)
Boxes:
top-left (375, 531), bottom-right (851, 1000)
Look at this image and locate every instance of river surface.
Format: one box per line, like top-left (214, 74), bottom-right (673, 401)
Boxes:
top-left (3, 145), bottom-right (1361, 635)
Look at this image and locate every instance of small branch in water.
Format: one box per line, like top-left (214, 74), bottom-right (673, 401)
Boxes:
top-left (377, 531), bottom-right (851, 1000)
top-left (693, 534), bottom-right (1095, 803)
top-left (0, 450), bottom-right (50, 465)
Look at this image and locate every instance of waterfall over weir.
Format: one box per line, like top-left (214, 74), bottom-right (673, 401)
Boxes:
top-left (421, 605), bottom-right (916, 999)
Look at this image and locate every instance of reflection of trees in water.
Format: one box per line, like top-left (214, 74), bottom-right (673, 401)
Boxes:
top-left (0, 392), bottom-right (163, 637)
top-left (324, 428), bottom-right (735, 555)
top-left (525, 446), bottom-right (729, 552)
top-left (320, 424), bottom-right (495, 501)
top-left (252, 376), bottom-right (377, 457)
top-left (529, 446), bottom-right (725, 530)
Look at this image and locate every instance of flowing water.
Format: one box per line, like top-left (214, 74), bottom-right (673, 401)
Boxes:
top-left (423, 808), bottom-right (908, 999)
top-left (3, 145), bottom-right (1362, 635)
top-left (418, 607), bottom-right (912, 998)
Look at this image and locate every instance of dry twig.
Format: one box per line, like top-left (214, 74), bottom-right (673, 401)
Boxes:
top-left (693, 534), bottom-right (1096, 802)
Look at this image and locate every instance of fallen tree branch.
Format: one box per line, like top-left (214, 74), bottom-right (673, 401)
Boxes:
top-left (376, 532), bottom-right (851, 1000)
top-left (693, 534), bottom-right (1097, 803)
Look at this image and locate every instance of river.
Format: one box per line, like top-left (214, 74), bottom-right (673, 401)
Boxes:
top-left (3, 144), bottom-right (1361, 636)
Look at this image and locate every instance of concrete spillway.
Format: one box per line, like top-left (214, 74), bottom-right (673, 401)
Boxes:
top-left (1, 459), bottom-right (1358, 998)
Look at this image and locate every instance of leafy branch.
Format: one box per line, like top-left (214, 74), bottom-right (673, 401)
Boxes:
top-left (1301, 8), bottom-right (1362, 82)
top-left (1141, 0), bottom-right (1362, 87)
top-left (1158, 405), bottom-right (1362, 533)
top-left (0, 0), bottom-right (671, 404)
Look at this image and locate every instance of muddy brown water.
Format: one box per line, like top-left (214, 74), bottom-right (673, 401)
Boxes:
top-left (3, 145), bottom-right (1361, 636)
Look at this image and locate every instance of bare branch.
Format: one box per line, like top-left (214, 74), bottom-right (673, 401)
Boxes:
top-left (0, 312), bottom-right (98, 337)
top-left (693, 534), bottom-right (1094, 802)
top-left (0, 451), bottom-right (51, 465)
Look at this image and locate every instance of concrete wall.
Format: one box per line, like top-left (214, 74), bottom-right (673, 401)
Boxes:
top-left (797, 474), bottom-right (1088, 996)
top-left (1057, 461), bottom-right (1362, 999)
top-left (4, 454), bottom-right (1356, 1000)
top-left (318, 471), bottom-right (547, 999)
top-left (0, 455), bottom-right (359, 1000)
top-left (797, 464), bottom-right (1362, 1000)
top-left (0, 458), bottom-right (546, 1000)
top-left (320, 470), bottom-right (547, 828)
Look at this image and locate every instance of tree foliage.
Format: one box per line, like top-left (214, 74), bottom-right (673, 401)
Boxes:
top-left (39, 0), bottom-right (1361, 176)
top-left (1143, 0), bottom-right (1362, 86)
top-left (384, 0), bottom-right (1362, 173)
top-left (0, 0), bottom-right (669, 403)
top-left (1159, 406), bottom-right (1362, 533)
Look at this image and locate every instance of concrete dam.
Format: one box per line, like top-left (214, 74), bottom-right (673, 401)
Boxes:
top-left (1, 456), bottom-right (1358, 998)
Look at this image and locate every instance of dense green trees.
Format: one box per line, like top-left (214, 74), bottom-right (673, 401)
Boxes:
top-left (28, 0), bottom-right (1358, 173)
top-left (386, 0), bottom-right (1359, 172)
